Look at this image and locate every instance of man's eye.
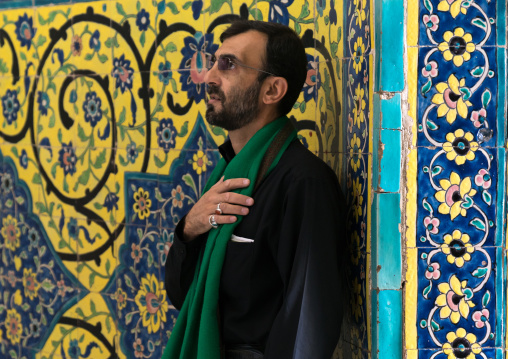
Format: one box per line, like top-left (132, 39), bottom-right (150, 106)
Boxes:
top-left (225, 58), bottom-right (235, 69)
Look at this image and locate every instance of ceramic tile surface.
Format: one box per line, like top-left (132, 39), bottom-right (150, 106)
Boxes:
top-left (408, 0), bottom-right (506, 358)
top-left (0, 0), bottom-right (371, 358)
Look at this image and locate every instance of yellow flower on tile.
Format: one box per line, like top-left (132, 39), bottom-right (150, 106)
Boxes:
top-left (443, 129), bottom-right (478, 165)
top-left (352, 177), bottom-right (363, 222)
top-left (436, 275), bottom-right (474, 324)
top-left (192, 150), bottom-right (209, 175)
top-left (437, 0), bottom-right (467, 18)
top-left (23, 268), bottom-right (40, 300)
top-left (438, 28), bottom-right (475, 67)
top-left (13, 290), bottom-right (22, 306)
top-left (353, 37), bottom-right (365, 74)
top-left (350, 327), bottom-right (362, 359)
top-left (2, 215), bottom-right (20, 251)
top-left (441, 230), bottom-right (474, 267)
top-left (354, 0), bottom-right (367, 28)
top-left (349, 133), bottom-right (362, 172)
top-left (133, 187), bottom-right (152, 220)
top-left (442, 328), bottom-right (481, 359)
top-left (353, 84), bottom-right (366, 126)
top-left (115, 288), bottom-right (128, 310)
top-left (351, 277), bottom-right (363, 321)
top-left (14, 255), bottom-right (22, 271)
top-left (135, 273), bottom-right (168, 334)
top-left (435, 172), bottom-right (476, 220)
top-left (431, 74), bottom-right (472, 124)
top-left (5, 308), bottom-right (22, 344)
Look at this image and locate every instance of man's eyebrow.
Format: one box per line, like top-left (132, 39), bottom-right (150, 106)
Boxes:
top-left (216, 53), bottom-right (241, 61)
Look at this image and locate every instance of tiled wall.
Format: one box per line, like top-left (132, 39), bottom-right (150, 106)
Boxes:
top-left (0, 0), bottom-right (373, 358)
top-left (405, 0), bottom-right (506, 359)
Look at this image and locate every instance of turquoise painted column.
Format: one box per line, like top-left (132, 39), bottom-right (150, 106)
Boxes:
top-left (371, 0), bottom-right (404, 357)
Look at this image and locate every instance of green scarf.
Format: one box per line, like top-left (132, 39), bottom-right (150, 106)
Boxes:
top-left (163, 116), bottom-right (296, 359)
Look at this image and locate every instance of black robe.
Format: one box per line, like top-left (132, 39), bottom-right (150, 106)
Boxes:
top-left (165, 139), bottom-right (348, 359)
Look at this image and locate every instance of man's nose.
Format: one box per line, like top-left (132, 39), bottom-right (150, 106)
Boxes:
top-left (204, 60), bottom-right (219, 85)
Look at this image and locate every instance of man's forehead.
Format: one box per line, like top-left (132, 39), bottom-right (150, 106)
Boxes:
top-left (215, 30), bottom-right (267, 62)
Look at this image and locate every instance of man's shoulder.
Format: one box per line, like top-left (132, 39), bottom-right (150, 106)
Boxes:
top-left (277, 140), bottom-right (338, 183)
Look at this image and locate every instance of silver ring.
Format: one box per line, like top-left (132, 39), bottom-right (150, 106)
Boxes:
top-left (215, 202), bottom-right (223, 215)
top-left (209, 214), bottom-right (218, 229)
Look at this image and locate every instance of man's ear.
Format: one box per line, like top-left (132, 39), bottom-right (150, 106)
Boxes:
top-left (262, 77), bottom-right (288, 106)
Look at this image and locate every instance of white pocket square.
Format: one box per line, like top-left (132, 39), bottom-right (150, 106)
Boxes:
top-left (231, 234), bottom-right (254, 243)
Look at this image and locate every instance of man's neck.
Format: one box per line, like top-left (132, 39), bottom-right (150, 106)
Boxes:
top-left (228, 109), bottom-right (279, 154)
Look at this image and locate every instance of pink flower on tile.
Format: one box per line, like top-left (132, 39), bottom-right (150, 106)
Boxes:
top-left (422, 61), bottom-right (438, 78)
top-left (348, 114), bottom-right (353, 133)
top-left (133, 338), bottom-right (145, 358)
top-left (470, 108), bottom-right (487, 128)
top-left (423, 14), bottom-right (439, 31)
top-left (475, 169), bottom-right (492, 189)
top-left (423, 216), bottom-right (440, 234)
top-left (425, 262), bottom-right (440, 280)
top-left (472, 309), bottom-right (489, 328)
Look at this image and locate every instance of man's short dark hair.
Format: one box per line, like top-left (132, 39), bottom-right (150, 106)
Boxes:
top-left (220, 20), bottom-right (308, 116)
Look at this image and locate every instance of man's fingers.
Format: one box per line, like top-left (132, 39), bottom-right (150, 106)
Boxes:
top-left (215, 202), bottom-right (250, 216)
top-left (211, 214), bottom-right (237, 225)
top-left (219, 178), bottom-right (250, 191)
top-left (220, 192), bottom-right (254, 206)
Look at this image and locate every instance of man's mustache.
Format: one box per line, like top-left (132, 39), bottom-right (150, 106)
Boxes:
top-left (206, 85), bottom-right (225, 102)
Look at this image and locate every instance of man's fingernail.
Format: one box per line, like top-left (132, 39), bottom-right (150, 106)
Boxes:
top-left (241, 208), bottom-right (249, 214)
top-left (230, 216), bottom-right (237, 222)
top-left (246, 198), bottom-right (254, 205)
top-left (243, 179), bottom-right (249, 185)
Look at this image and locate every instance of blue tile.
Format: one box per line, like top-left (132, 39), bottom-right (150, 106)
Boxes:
top-left (498, 0), bottom-right (507, 46)
top-left (418, 0), bottom-right (497, 47)
top-left (495, 148), bottom-right (506, 248)
top-left (416, 246), bottom-right (500, 349)
top-left (0, 0), bottom-right (32, 9)
top-left (416, 146), bottom-right (498, 248)
top-left (372, 127), bottom-right (380, 191)
top-left (379, 129), bottom-right (401, 192)
top-left (374, 93), bottom-right (402, 130)
top-left (372, 289), bottom-right (402, 359)
top-left (375, 0), bottom-right (404, 92)
top-left (496, 47), bottom-right (506, 147)
top-left (372, 193), bottom-right (401, 289)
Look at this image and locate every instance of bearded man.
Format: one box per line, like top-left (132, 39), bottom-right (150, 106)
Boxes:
top-left (164, 20), bottom-right (347, 359)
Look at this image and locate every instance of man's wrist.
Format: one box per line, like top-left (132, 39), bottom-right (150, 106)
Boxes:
top-left (176, 216), bottom-right (198, 243)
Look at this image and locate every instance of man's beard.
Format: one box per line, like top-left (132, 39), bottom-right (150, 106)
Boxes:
top-left (205, 80), bottom-right (262, 131)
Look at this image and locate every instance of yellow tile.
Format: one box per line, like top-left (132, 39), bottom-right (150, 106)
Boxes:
top-left (109, 0), bottom-right (158, 61)
top-left (0, 76), bottom-right (32, 146)
top-left (314, 0), bottom-right (344, 59)
top-left (405, 248), bottom-right (418, 350)
top-left (406, 148), bottom-right (418, 248)
top-left (407, 47), bottom-right (418, 147)
top-left (74, 221), bottom-right (117, 292)
top-left (407, 0), bottom-right (419, 47)
top-left (40, 293), bottom-right (118, 357)
top-left (2, 8), bottom-right (37, 78)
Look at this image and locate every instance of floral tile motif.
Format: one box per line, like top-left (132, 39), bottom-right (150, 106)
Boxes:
top-left (416, 46), bottom-right (498, 147)
top-left (417, 246), bottom-right (498, 349)
top-left (340, 0), bottom-right (372, 356)
top-left (414, 0), bottom-right (504, 358)
top-left (0, 0), bottom-right (369, 357)
top-left (418, 0), bottom-right (497, 48)
top-left (0, 151), bottom-right (84, 359)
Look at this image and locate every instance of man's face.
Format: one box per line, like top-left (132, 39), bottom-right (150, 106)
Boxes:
top-left (205, 78), bottom-right (262, 131)
top-left (204, 31), bottom-right (268, 131)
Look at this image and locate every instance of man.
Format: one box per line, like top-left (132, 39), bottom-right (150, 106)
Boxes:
top-left (164, 20), bottom-right (347, 359)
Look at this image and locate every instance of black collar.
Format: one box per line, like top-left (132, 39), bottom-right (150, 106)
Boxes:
top-left (218, 139), bottom-right (236, 163)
